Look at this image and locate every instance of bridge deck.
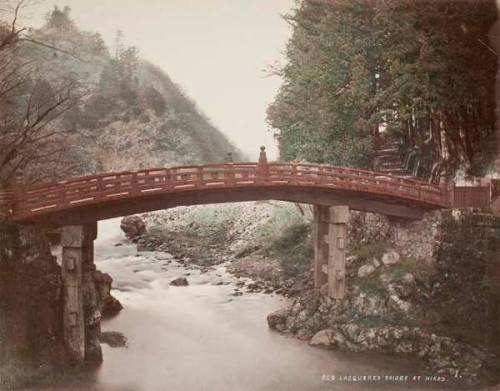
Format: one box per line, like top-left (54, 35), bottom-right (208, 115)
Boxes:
top-left (0, 162), bottom-right (450, 223)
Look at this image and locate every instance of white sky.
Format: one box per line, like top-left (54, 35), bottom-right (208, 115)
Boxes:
top-left (24, 0), bottom-right (295, 160)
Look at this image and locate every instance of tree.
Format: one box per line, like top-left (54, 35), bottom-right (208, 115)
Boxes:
top-left (0, 1), bottom-right (84, 186)
top-left (98, 31), bottom-right (139, 106)
top-left (268, 0), bottom-right (498, 180)
top-left (45, 5), bottom-right (75, 31)
top-left (268, 0), bottom-right (378, 168)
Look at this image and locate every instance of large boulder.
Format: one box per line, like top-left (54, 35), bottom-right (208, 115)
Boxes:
top-left (382, 250), bottom-right (401, 266)
top-left (358, 264), bottom-right (376, 278)
top-left (310, 329), bottom-right (336, 348)
top-left (267, 308), bottom-right (289, 331)
top-left (170, 276), bottom-right (189, 286)
top-left (94, 271), bottom-right (123, 318)
top-left (120, 215), bottom-right (146, 241)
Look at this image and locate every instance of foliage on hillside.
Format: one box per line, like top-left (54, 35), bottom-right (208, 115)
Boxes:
top-left (0, 5), bottom-right (240, 185)
top-left (268, 0), bottom-right (498, 179)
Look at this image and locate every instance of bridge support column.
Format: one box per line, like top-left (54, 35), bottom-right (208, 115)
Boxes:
top-left (313, 205), bottom-right (329, 288)
top-left (313, 205), bottom-right (349, 299)
top-left (61, 223), bottom-right (97, 363)
top-left (326, 206), bottom-right (349, 299)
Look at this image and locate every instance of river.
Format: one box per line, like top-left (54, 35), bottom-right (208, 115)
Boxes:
top-left (31, 218), bottom-right (450, 391)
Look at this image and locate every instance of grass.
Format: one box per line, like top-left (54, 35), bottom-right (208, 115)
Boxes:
top-left (247, 203), bottom-right (313, 277)
top-left (257, 203), bottom-right (307, 241)
top-left (265, 222), bottom-right (313, 277)
top-left (389, 257), bottom-right (436, 281)
top-left (351, 241), bottom-right (390, 262)
top-left (351, 276), bottom-right (386, 296)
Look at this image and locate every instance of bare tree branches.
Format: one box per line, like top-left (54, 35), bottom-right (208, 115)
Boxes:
top-left (0, 0), bottom-right (86, 186)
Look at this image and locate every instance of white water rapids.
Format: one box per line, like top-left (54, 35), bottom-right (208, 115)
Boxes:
top-left (31, 218), bottom-right (448, 391)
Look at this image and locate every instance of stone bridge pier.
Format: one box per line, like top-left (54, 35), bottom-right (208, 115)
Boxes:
top-left (313, 205), bottom-right (349, 299)
top-left (61, 223), bottom-right (99, 363)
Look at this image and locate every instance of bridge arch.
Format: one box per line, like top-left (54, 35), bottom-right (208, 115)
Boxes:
top-left (6, 149), bottom-right (447, 225)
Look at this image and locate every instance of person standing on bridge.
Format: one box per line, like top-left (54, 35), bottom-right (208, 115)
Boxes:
top-left (258, 146), bottom-right (268, 179)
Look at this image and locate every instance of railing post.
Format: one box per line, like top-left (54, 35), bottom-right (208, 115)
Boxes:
top-left (131, 172), bottom-right (139, 196)
top-left (448, 180), bottom-right (456, 208)
top-left (95, 177), bottom-right (104, 201)
top-left (60, 182), bottom-right (66, 208)
top-left (197, 166), bottom-right (204, 188)
top-left (480, 177), bottom-right (492, 206)
top-left (258, 145), bottom-right (268, 182)
top-left (164, 168), bottom-right (171, 188)
top-left (13, 173), bottom-right (25, 216)
top-left (226, 163), bottom-right (236, 186)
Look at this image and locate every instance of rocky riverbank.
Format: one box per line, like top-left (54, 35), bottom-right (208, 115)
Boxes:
top-left (134, 202), bottom-right (313, 297)
top-left (127, 204), bottom-right (500, 387)
top-left (267, 210), bottom-right (500, 387)
top-left (0, 222), bottom-right (122, 389)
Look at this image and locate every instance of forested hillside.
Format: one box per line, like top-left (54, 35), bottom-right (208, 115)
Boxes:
top-left (268, 0), bottom-right (498, 181)
top-left (0, 6), bottom-right (240, 186)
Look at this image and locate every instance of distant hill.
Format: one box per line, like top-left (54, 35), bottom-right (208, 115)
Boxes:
top-left (22, 6), bottom-right (242, 178)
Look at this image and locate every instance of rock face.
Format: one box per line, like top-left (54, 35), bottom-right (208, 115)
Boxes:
top-left (120, 216), bottom-right (146, 241)
top-left (0, 223), bottom-right (67, 388)
top-left (0, 222), bottom-right (123, 388)
top-left (170, 276), bottom-right (189, 286)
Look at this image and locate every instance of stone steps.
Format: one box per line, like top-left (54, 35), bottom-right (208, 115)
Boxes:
top-left (374, 139), bottom-right (415, 179)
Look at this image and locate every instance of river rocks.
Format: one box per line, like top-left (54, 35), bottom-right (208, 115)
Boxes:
top-left (94, 271), bottom-right (123, 317)
top-left (268, 245), bottom-right (498, 387)
top-left (100, 331), bottom-right (128, 348)
top-left (357, 264), bottom-right (376, 277)
top-left (170, 276), bottom-right (189, 286)
top-left (139, 203), bottom-right (311, 295)
top-left (388, 294), bottom-right (411, 313)
top-left (307, 318), bottom-right (496, 384)
top-left (310, 329), bottom-right (337, 347)
top-left (381, 250), bottom-right (401, 266)
top-left (267, 308), bottom-right (289, 332)
top-left (120, 215), bottom-right (147, 241)
top-left (141, 204), bottom-right (500, 385)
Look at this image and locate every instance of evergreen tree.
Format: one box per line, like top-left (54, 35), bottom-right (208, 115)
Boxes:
top-left (268, 0), bottom-right (497, 179)
top-left (45, 6), bottom-right (75, 31)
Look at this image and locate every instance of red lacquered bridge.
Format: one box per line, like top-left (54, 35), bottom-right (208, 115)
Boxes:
top-left (0, 148), bottom-right (495, 224)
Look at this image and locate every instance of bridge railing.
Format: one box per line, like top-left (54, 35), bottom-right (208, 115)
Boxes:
top-left (7, 161), bottom-right (450, 220)
top-left (452, 185), bottom-right (492, 209)
top-left (492, 179), bottom-right (500, 200)
top-left (0, 191), bottom-right (14, 218)
top-left (266, 163), bottom-right (445, 206)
